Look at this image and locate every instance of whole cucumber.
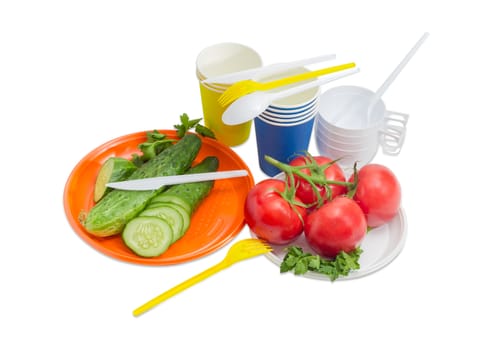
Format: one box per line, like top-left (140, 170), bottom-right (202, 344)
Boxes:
top-left (82, 133), bottom-right (202, 237)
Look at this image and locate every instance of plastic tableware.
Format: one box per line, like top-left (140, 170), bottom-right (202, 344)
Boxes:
top-left (315, 118), bottom-right (379, 144)
top-left (202, 53), bottom-right (336, 84)
top-left (315, 113), bottom-right (408, 147)
top-left (252, 174), bottom-right (407, 281)
top-left (63, 130), bottom-right (255, 266)
top-left (318, 86), bottom-right (409, 130)
top-left (253, 174), bottom-right (407, 281)
top-left (315, 128), bottom-right (376, 149)
top-left (132, 239), bottom-right (272, 316)
top-left (218, 62), bottom-right (356, 107)
top-left (368, 32), bottom-right (429, 117)
top-left (316, 138), bottom-right (380, 170)
top-left (106, 170), bottom-right (249, 191)
top-left (314, 99), bottom-right (408, 168)
top-left (222, 67), bottom-right (359, 126)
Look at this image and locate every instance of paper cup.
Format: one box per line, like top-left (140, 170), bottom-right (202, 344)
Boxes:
top-left (254, 115), bottom-right (316, 176)
top-left (265, 101), bottom-right (318, 120)
top-left (196, 42), bottom-right (262, 146)
top-left (260, 107), bottom-right (318, 124)
top-left (266, 97), bottom-right (318, 114)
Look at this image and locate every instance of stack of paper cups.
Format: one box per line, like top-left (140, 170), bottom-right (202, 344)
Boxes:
top-left (254, 67), bottom-right (320, 176)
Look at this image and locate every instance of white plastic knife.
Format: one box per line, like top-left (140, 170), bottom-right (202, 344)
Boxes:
top-left (106, 170), bottom-right (249, 191)
top-left (202, 54), bottom-right (336, 84)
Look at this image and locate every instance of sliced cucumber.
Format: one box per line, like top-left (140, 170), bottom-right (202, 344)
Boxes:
top-left (148, 194), bottom-right (192, 214)
top-left (93, 157), bottom-right (137, 202)
top-left (122, 216), bottom-right (173, 257)
top-left (139, 205), bottom-right (184, 243)
top-left (160, 203), bottom-right (190, 237)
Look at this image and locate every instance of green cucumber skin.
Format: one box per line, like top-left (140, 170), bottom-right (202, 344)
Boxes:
top-left (83, 133), bottom-right (202, 236)
top-left (158, 156), bottom-right (219, 215)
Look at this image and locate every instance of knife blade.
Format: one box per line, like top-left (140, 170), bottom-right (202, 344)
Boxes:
top-left (106, 170), bottom-right (249, 191)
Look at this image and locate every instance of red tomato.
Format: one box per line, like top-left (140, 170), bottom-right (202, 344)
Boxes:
top-left (288, 155), bottom-right (347, 206)
top-left (304, 196), bottom-right (367, 258)
top-left (349, 164), bottom-right (401, 227)
top-left (244, 179), bottom-right (307, 245)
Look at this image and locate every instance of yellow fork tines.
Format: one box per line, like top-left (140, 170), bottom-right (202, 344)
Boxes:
top-left (218, 62), bottom-right (356, 107)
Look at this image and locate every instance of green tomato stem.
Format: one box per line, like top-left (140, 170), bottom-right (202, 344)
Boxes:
top-left (265, 155), bottom-right (357, 208)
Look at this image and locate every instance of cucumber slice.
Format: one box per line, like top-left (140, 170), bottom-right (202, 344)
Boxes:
top-left (94, 157), bottom-right (137, 202)
top-left (122, 216), bottom-right (173, 257)
top-left (160, 203), bottom-right (191, 237)
top-left (139, 205), bottom-right (184, 243)
top-left (149, 194), bottom-right (192, 214)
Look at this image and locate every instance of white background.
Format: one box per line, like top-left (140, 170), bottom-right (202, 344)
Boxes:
top-left (1, 0), bottom-right (485, 349)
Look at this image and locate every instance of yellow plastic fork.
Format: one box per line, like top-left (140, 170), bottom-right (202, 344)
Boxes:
top-left (218, 62), bottom-right (356, 107)
top-left (132, 238), bottom-right (272, 317)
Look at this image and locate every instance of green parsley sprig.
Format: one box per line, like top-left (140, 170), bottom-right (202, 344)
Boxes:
top-left (132, 130), bottom-right (175, 166)
top-left (174, 113), bottom-right (215, 139)
top-left (130, 114), bottom-right (216, 167)
top-left (280, 246), bottom-right (363, 281)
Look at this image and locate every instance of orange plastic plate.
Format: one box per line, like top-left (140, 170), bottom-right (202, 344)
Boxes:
top-left (63, 130), bottom-right (254, 265)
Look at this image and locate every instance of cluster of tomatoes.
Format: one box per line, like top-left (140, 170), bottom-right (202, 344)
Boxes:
top-left (244, 155), bottom-right (401, 259)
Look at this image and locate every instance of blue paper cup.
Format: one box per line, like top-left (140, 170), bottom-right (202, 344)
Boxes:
top-left (266, 97), bottom-right (318, 115)
top-left (254, 114), bottom-right (316, 176)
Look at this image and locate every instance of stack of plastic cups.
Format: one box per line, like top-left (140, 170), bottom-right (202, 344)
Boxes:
top-left (196, 43), bottom-right (262, 146)
top-left (254, 67), bottom-right (320, 176)
top-left (315, 85), bottom-right (409, 174)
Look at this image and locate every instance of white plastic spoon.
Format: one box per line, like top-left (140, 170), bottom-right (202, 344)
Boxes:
top-left (222, 67), bottom-right (360, 126)
top-left (367, 32), bottom-right (429, 117)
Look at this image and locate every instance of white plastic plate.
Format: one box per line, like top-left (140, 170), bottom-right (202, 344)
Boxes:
top-left (254, 208), bottom-right (407, 281)
top-left (253, 173), bottom-right (408, 281)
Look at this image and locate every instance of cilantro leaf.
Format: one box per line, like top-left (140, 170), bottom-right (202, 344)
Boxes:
top-left (195, 124), bottom-right (215, 138)
top-left (174, 113), bottom-right (216, 139)
top-left (174, 113), bottom-right (190, 138)
top-left (133, 130), bottom-right (176, 162)
top-left (137, 139), bottom-right (173, 161)
top-left (280, 246), bottom-right (363, 281)
top-left (146, 130), bottom-right (167, 142)
top-left (294, 259), bottom-right (309, 275)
